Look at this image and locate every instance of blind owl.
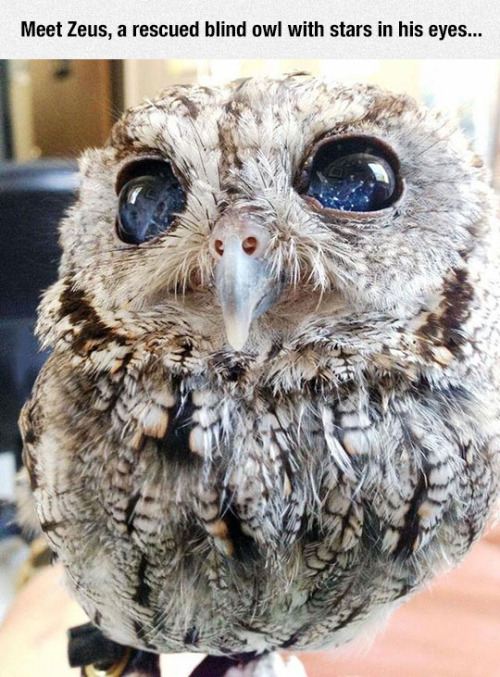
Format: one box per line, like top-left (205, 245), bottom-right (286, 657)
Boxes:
top-left (19, 74), bottom-right (500, 676)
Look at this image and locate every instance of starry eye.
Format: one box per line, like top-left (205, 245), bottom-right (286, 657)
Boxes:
top-left (305, 137), bottom-right (401, 213)
top-left (116, 159), bottom-right (186, 244)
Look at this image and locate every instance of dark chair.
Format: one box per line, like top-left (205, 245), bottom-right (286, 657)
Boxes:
top-left (0, 160), bottom-right (79, 468)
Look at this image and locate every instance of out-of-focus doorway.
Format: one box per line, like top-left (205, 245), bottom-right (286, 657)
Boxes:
top-left (7, 60), bottom-right (122, 160)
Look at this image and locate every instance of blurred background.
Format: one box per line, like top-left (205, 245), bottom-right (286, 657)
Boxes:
top-left (0, 60), bottom-right (499, 675)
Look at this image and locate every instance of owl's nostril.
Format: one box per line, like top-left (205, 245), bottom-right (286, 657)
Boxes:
top-left (242, 236), bottom-right (258, 255)
top-left (213, 236), bottom-right (260, 258)
top-left (210, 220), bottom-right (270, 261)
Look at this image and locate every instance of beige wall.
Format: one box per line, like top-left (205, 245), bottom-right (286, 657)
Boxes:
top-left (8, 61), bottom-right (36, 161)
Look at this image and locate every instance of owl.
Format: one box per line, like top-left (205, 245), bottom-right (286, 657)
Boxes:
top-left (19, 73), bottom-right (500, 676)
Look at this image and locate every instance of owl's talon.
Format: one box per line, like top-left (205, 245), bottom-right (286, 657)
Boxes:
top-left (68, 624), bottom-right (120, 667)
top-left (82, 647), bottom-right (131, 677)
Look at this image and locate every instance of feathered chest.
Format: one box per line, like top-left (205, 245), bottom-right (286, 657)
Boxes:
top-left (22, 330), bottom-right (499, 653)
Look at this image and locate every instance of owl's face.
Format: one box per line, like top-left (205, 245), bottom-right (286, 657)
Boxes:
top-left (55, 74), bottom-right (490, 359)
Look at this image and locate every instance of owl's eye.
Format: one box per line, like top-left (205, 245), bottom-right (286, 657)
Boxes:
top-left (305, 137), bottom-right (400, 212)
top-left (116, 160), bottom-right (186, 244)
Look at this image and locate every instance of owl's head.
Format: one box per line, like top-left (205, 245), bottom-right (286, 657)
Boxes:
top-left (51, 74), bottom-right (493, 365)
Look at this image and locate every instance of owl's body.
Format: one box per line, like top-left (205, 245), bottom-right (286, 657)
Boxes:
top-left (21, 75), bottom-right (500, 661)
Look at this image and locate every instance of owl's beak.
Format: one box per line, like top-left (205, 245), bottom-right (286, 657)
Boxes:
top-left (214, 232), bottom-right (279, 351)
